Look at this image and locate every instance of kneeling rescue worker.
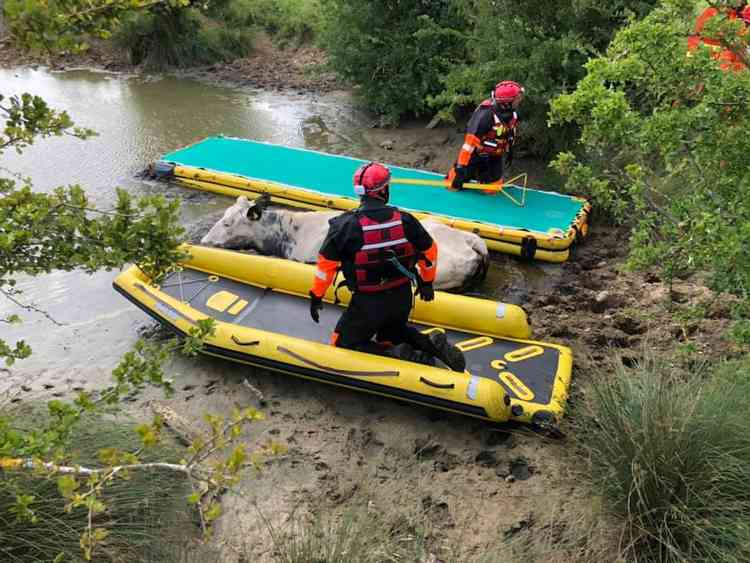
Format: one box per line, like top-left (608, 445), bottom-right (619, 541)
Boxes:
top-left (447, 80), bottom-right (524, 194)
top-left (308, 162), bottom-right (466, 372)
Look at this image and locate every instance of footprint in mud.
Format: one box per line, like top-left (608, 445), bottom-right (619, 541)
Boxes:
top-left (21, 385), bottom-right (32, 393)
top-left (474, 450), bottom-right (499, 467)
top-left (483, 429), bottom-right (514, 448)
top-left (497, 457), bottom-right (536, 481)
top-left (72, 386), bottom-right (84, 392)
top-left (43, 384), bottom-right (55, 390)
top-left (182, 384), bottom-right (196, 391)
top-left (413, 438), bottom-right (460, 472)
top-left (503, 515), bottom-right (535, 540)
top-left (421, 495), bottom-right (454, 528)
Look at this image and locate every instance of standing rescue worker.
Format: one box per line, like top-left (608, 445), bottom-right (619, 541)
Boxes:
top-left (447, 80), bottom-right (525, 194)
top-left (308, 162), bottom-right (466, 372)
top-left (687, 2), bottom-right (749, 71)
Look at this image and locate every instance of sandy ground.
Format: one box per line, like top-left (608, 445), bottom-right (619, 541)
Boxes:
top-left (1, 37), bottom-right (744, 561)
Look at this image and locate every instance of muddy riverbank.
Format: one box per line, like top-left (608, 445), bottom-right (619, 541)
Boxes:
top-left (2, 62), bottom-right (741, 561)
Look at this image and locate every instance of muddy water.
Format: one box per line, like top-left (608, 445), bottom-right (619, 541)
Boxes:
top-left (0, 67), bottom-right (556, 397)
top-left (0, 68), bottom-right (374, 393)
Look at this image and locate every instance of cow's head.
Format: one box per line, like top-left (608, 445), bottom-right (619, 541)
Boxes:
top-left (200, 194), bottom-right (272, 248)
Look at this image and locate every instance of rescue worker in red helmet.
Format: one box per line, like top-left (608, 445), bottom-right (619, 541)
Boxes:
top-left (308, 162), bottom-right (466, 371)
top-left (447, 80), bottom-right (525, 194)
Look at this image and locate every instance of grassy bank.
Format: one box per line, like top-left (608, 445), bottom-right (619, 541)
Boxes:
top-left (573, 355), bottom-right (750, 562)
top-left (0, 406), bottom-right (216, 563)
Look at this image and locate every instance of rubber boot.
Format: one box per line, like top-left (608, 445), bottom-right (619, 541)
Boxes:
top-left (424, 332), bottom-right (466, 371)
top-left (390, 343), bottom-right (436, 367)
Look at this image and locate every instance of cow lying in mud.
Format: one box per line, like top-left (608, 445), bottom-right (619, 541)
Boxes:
top-left (201, 195), bottom-right (489, 291)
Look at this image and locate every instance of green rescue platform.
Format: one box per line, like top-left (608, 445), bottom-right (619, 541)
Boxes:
top-left (155, 136), bottom-right (591, 262)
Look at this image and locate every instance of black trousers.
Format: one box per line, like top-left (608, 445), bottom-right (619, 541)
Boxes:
top-left (333, 283), bottom-right (429, 353)
top-left (466, 153), bottom-right (504, 184)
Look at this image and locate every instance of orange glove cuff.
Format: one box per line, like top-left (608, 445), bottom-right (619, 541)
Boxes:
top-left (418, 241), bottom-right (438, 283)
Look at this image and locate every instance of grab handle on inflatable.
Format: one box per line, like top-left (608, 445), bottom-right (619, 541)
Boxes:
top-left (231, 335), bottom-right (260, 346)
top-left (419, 377), bottom-right (455, 390)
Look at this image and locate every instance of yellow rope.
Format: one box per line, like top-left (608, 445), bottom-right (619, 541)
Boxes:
top-left (391, 173), bottom-right (528, 207)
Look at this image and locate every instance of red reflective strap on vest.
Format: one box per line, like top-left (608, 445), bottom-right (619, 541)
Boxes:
top-left (353, 210), bottom-right (415, 293)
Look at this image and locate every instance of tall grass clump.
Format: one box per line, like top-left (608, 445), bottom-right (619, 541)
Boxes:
top-left (0, 407), bottom-right (209, 563)
top-left (263, 503), bottom-right (432, 563)
top-left (218, 0), bottom-right (321, 46)
top-left (576, 356), bottom-right (750, 562)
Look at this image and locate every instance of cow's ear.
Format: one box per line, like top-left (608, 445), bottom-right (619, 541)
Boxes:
top-left (255, 193), bottom-right (271, 210)
top-left (246, 205), bottom-right (262, 221)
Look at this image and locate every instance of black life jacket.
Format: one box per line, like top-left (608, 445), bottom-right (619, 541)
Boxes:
top-left (345, 209), bottom-right (417, 293)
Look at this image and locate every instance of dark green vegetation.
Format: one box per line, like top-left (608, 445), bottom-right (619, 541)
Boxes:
top-left (550, 0), bottom-right (750, 340)
top-left (213, 0), bottom-right (320, 46)
top-left (115, 7), bottom-right (255, 69)
top-left (319, 0), bottom-right (658, 145)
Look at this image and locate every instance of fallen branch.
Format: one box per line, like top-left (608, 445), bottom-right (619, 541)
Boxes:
top-left (0, 286), bottom-right (66, 326)
top-left (0, 457), bottom-right (188, 475)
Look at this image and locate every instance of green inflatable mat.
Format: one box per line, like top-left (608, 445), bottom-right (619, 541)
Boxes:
top-left (163, 137), bottom-right (585, 234)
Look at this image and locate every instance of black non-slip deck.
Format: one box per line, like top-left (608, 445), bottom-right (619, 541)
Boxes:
top-left (158, 269), bottom-right (562, 407)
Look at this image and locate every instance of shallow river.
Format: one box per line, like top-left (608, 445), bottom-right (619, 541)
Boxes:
top-left (0, 68), bottom-right (554, 396)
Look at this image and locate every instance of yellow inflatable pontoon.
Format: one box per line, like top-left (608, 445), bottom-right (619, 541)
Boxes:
top-left (113, 246), bottom-right (573, 425)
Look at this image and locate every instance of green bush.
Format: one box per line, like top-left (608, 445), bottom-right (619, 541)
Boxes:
top-left (218, 0), bottom-right (321, 45)
top-left (549, 0), bottom-right (750, 307)
top-left (430, 0), bottom-right (658, 156)
top-left (318, 0), bottom-right (469, 122)
top-left (575, 356), bottom-right (750, 562)
top-left (116, 7), bottom-right (254, 69)
top-left (316, 0), bottom-right (656, 141)
top-left (0, 408), bottom-right (211, 563)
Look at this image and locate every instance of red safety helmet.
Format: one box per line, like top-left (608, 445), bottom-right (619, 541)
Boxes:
top-left (741, 5), bottom-right (750, 24)
top-left (353, 162), bottom-right (391, 200)
top-left (491, 80), bottom-right (525, 107)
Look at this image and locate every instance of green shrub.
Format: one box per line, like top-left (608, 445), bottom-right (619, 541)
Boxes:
top-left (318, 0), bottom-right (469, 122)
top-left (116, 7), bottom-right (253, 69)
top-left (549, 1), bottom-right (750, 307)
top-left (0, 408), bottom-right (210, 563)
top-left (219, 0), bottom-right (321, 45)
top-left (430, 0), bottom-right (658, 156)
top-left (575, 356), bottom-right (750, 562)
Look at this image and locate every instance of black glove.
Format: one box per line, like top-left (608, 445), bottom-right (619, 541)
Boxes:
top-left (309, 291), bottom-right (323, 323)
top-left (418, 282), bottom-right (435, 302)
top-left (505, 148), bottom-right (514, 170)
top-left (451, 165), bottom-right (467, 190)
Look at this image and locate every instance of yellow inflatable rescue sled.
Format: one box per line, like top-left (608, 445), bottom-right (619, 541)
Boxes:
top-left (113, 245), bottom-right (573, 425)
